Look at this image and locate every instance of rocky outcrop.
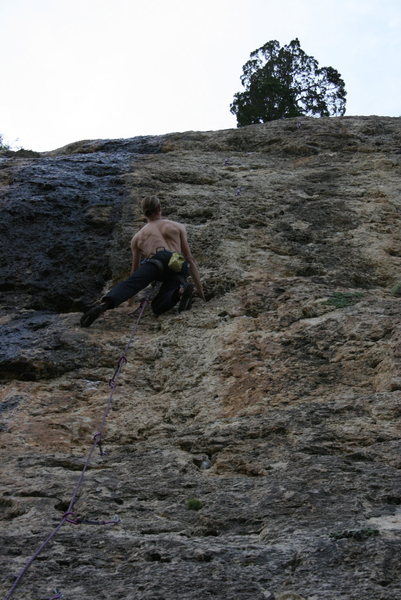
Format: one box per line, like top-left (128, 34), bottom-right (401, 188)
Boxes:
top-left (1, 116), bottom-right (401, 599)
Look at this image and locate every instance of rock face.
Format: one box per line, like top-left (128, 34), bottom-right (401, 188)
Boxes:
top-left (1, 116), bottom-right (401, 599)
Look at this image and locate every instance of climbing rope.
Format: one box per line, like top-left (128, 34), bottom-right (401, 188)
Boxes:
top-left (4, 290), bottom-right (153, 600)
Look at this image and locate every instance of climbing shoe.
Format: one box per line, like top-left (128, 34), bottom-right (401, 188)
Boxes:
top-left (80, 303), bottom-right (108, 327)
top-left (178, 283), bottom-right (193, 312)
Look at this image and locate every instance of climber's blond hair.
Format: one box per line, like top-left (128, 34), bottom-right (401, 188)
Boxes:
top-left (141, 196), bottom-right (161, 218)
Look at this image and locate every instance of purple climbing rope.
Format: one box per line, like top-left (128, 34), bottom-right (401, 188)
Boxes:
top-left (3, 294), bottom-right (151, 600)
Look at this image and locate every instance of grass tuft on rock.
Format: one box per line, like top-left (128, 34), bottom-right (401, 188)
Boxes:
top-left (326, 291), bottom-right (364, 309)
top-left (186, 498), bottom-right (203, 511)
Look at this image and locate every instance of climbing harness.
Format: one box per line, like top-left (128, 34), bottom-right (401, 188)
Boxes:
top-left (4, 288), bottom-right (155, 600)
top-left (146, 250), bottom-right (186, 275)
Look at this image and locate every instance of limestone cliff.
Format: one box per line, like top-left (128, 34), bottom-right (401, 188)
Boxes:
top-left (1, 116), bottom-right (401, 599)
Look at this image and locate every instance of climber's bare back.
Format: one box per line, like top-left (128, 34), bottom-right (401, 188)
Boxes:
top-left (132, 219), bottom-right (185, 258)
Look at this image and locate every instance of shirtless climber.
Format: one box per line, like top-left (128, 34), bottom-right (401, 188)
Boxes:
top-left (80, 196), bottom-right (205, 327)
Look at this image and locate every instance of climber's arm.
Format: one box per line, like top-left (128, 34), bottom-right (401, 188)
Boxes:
top-left (130, 236), bottom-right (141, 275)
top-left (180, 226), bottom-right (205, 301)
top-left (126, 237), bottom-right (142, 307)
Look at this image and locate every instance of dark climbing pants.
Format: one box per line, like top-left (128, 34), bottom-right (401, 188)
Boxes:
top-left (103, 250), bottom-right (189, 316)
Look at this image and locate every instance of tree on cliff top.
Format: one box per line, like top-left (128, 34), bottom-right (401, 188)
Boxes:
top-left (230, 38), bottom-right (346, 126)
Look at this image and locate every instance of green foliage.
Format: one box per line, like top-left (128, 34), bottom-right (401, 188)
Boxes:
top-left (186, 498), bottom-right (203, 511)
top-left (0, 134), bottom-right (10, 151)
top-left (0, 134), bottom-right (40, 157)
top-left (391, 280), bottom-right (401, 297)
top-left (326, 292), bottom-right (364, 309)
top-left (230, 38), bottom-right (346, 126)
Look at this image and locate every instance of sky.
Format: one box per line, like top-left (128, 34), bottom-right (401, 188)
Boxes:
top-left (0, 0), bottom-right (400, 151)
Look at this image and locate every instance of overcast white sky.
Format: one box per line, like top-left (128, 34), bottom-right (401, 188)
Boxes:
top-left (1, 0), bottom-right (400, 151)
